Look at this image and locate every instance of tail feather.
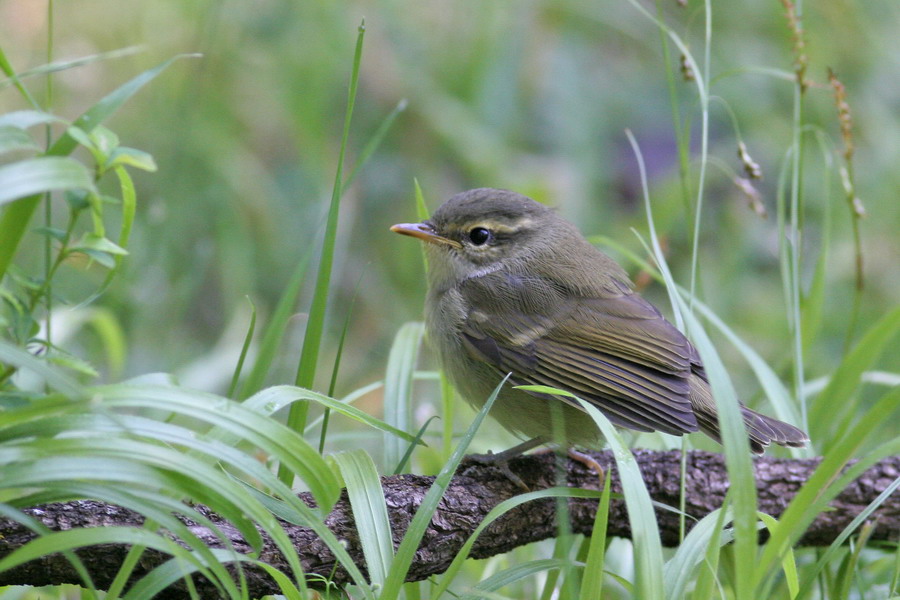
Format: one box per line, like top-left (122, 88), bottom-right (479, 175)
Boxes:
top-left (689, 375), bottom-right (809, 454)
top-left (741, 406), bottom-right (809, 450)
top-left (696, 407), bottom-right (808, 455)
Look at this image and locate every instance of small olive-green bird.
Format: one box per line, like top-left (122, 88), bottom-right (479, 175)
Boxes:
top-left (391, 188), bottom-right (808, 454)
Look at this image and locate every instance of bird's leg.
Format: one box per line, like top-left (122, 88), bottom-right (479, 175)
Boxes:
top-left (529, 446), bottom-right (606, 489)
top-left (462, 437), bottom-right (547, 490)
top-left (565, 448), bottom-right (606, 488)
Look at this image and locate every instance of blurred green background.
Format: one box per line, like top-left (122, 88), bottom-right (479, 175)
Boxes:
top-left (2, 0), bottom-right (898, 452)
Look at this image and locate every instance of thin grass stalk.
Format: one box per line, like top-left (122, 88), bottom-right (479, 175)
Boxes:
top-left (687, 0), bottom-right (712, 313)
top-left (440, 371), bottom-right (454, 462)
top-left (106, 520), bottom-right (158, 599)
top-left (788, 84), bottom-right (807, 432)
top-left (780, 0), bottom-right (809, 433)
top-left (284, 23), bottom-right (365, 402)
top-left (319, 273), bottom-right (364, 453)
top-left (342, 98), bottom-right (407, 188)
top-left (237, 251), bottom-right (311, 401)
top-left (281, 22), bottom-right (366, 485)
top-left (0, 45), bottom-right (40, 107)
top-left (43, 0), bottom-right (55, 359)
top-left (227, 298), bottom-right (255, 399)
top-left (654, 0), bottom-right (693, 217)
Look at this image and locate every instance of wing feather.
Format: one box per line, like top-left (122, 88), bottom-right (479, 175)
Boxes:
top-left (459, 271), bottom-right (700, 436)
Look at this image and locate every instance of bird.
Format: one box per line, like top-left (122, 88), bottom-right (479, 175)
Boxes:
top-left (391, 187), bottom-right (809, 456)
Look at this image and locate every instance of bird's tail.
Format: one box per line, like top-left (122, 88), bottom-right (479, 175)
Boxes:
top-left (690, 376), bottom-right (809, 454)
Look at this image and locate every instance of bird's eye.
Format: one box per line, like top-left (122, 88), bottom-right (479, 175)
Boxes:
top-left (468, 227), bottom-right (492, 246)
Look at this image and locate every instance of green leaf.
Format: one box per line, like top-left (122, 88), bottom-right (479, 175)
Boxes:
top-left (31, 226), bottom-right (67, 242)
top-left (627, 125), bottom-right (757, 600)
top-left (283, 22), bottom-right (367, 462)
top-left (515, 385), bottom-right (665, 599)
top-left (243, 385), bottom-right (420, 445)
top-left (663, 507), bottom-right (734, 600)
top-left (65, 189), bottom-right (91, 211)
top-left (0, 46), bottom-right (144, 90)
top-left (91, 125), bottom-right (120, 156)
top-left (0, 54), bottom-right (194, 281)
top-left (460, 559), bottom-right (569, 599)
top-left (332, 450), bottom-right (394, 586)
top-left (0, 527), bottom-right (197, 577)
top-left (77, 248), bottom-right (116, 269)
top-left (380, 374), bottom-right (507, 600)
top-left (0, 110), bottom-right (65, 129)
top-left (579, 473), bottom-right (612, 600)
top-left (0, 156), bottom-right (94, 207)
top-left (0, 125), bottom-right (38, 156)
top-left (392, 415), bottom-right (438, 475)
top-left (47, 352), bottom-right (100, 379)
top-left (432, 487), bottom-right (603, 600)
top-left (65, 125), bottom-right (97, 153)
top-left (575, 396), bottom-right (665, 600)
top-left (809, 304), bottom-right (900, 445)
top-left (757, 513), bottom-right (799, 598)
top-left (0, 339), bottom-right (84, 397)
top-left (48, 55), bottom-right (197, 158)
top-left (755, 385), bottom-right (900, 585)
top-left (383, 321), bottom-right (425, 469)
top-left (125, 549), bottom-right (310, 600)
top-left (97, 383), bottom-right (342, 512)
top-left (72, 233), bottom-right (129, 256)
top-left (343, 97), bottom-right (407, 187)
top-left (106, 146), bottom-right (157, 172)
top-left (237, 250), bottom-right (311, 399)
top-left (797, 473), bottom-right (900, 599)
top-left (83, 166), bottom-right (138, 304)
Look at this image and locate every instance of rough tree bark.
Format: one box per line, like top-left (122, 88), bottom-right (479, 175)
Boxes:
top-left (1, 450), bottom-right (898, 599)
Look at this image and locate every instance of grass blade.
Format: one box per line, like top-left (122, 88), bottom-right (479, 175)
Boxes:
top-left (432, 486), bottom-right (604, 600)
top-left (516, 384), bottom-right (666, 600)
top-left (755, 384), bottom-right (900, 586)
top-left (283, 22), bottom-right (366, 458)
top-left (796, 474), bottom-right (900, 598)
top-left (663, 507), bottom-right (734, 600)
top-left (227, 297), bottom-right (256, 399)
top-left (243, 385), bottom-right (420, 446)
top-left (575, 397), bottom-right (665, 600)
top-left (808, 304), bottom-right (900, 445)
top-left (0, 339), bottom-right (83, 397)
top-left (332, 449), bottom-right (395, 586)
top-left (579, 473), bottom-right (612, 600)
top-left (320, 272), bottom-right (364, 453)
top-left (237, 249), bottom-right (311, 400)
top-left (380, 374), bottom-right (507, 600)
top-left (383, 321), bottom-right (425, 469)
top-left (343, 98), bottom-right (407, 188)
top-left (460, 558), bottom-right (569, 600)
top-left (0, 156), bottom-right (94, 207)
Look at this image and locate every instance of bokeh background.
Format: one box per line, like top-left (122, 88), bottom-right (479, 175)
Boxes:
top-left (2, 0), bottom-right (898, 454)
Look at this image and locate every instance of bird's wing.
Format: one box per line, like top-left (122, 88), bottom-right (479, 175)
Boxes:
top-left (459, 271), bottom-right (699, 435)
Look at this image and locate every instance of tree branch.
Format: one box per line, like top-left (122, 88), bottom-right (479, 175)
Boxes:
top-left (1, 450), bottom-right (897, 598)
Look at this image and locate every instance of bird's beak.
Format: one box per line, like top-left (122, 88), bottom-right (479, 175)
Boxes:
top-left (390, 221), bottom-right (462, 248)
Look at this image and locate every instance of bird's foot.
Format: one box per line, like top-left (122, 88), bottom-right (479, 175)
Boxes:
top-left (461, 437), bottom-right (547, 491)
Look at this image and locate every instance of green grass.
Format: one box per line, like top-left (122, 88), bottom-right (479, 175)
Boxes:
top-left (1, 0), bottom-right (899, 598)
